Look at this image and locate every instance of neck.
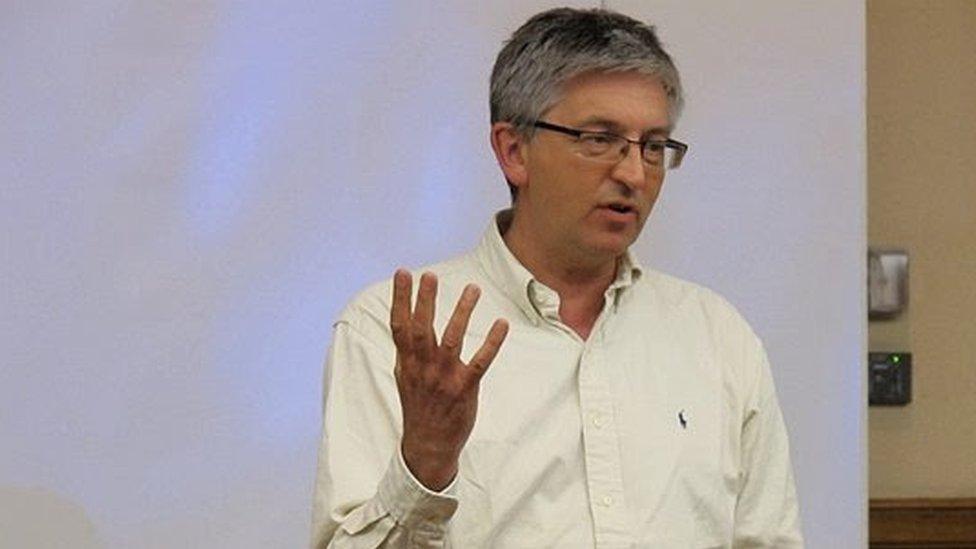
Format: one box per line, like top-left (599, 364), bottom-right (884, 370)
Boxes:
top-left (502, 209), bottom-right (620, 339)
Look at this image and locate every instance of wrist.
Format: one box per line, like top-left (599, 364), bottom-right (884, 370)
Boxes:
top-left (401, 439), bottom-right (460, 492)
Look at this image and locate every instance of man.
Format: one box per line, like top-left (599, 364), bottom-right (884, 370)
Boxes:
top-left (312, 7), bottom-right (803, 548)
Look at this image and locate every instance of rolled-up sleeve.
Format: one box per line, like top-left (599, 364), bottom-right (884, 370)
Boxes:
top-left (311, 318), bottom-right (459, 548)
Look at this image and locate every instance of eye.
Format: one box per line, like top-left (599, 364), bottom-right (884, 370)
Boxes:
top-left (580, 133), bottom-right (616, 146)
top-left (642, 141), bottom-right (668, 166)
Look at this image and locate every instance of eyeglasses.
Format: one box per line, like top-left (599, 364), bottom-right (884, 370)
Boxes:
top-left (532, 121), bottom-right (688, 170)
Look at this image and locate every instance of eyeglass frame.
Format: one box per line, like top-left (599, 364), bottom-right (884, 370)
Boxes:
top-left (531, 120), bottom-right (688, 170)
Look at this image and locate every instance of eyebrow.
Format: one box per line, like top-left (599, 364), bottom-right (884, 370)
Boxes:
top-left (574, 116), bottom-right (672, 139)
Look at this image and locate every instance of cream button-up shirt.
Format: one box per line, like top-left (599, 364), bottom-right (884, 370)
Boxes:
top-left (312, 211), bottom-right (803, 548)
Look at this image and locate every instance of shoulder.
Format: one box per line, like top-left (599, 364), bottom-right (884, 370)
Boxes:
top-left (633, 268), bottom-right (768, 387)
top-left (635, 268), bottom-right (755, 336)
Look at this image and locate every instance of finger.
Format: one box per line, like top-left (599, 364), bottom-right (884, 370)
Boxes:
top-left (412, 272), bottom-right (438, 361)
top-left (466, 318), bottom-right (509, 383)
top-left (390, 269), bottom-right (413, 352)
top-left (440, 284), bottom-right (481, 358)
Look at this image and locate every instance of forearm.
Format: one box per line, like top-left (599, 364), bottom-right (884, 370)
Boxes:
top-left (313, 320), bottom-right (459, 547)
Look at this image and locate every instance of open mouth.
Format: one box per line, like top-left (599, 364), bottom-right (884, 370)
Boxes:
top-left (605, 204), bottom-right (634, 214)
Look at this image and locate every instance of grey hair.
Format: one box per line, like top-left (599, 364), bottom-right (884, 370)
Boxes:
top-left (490, 8), bottom-right (684, 136)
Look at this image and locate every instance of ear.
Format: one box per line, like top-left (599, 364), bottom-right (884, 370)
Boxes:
top-left (489, 122), bottom-right (530, 191)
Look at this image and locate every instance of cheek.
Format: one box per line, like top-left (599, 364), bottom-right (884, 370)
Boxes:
top-left (541, 161), bottom-right (603, 200)
top-left (631, 183), bottom-right (662, 225)
top-left (644, 178), bottom-right (665, 204)
top-left (564, 163), bottom-right (609, 194)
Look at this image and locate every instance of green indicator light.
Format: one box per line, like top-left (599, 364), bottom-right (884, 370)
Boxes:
top-left (892, 355), bottom-right (901, 364)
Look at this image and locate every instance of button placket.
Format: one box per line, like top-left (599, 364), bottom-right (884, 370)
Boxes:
top-left (577, 341), bottom-right (630, 546)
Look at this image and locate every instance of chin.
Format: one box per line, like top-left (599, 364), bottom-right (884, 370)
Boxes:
top-left (582, 233), bottom-right (635, 259)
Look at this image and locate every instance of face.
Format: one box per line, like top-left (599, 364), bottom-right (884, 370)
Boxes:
top-left (513, 71), bottom-right (672, 265)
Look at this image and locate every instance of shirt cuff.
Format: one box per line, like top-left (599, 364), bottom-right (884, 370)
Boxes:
top-left (375, 448), bottom-right (460, 532)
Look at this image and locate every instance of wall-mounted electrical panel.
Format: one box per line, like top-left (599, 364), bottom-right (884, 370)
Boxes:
top-left (869, 352), bottom-right (911, 406)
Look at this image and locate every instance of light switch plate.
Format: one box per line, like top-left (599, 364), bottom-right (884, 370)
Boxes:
top-left (868, 249), bottom-right (909, 318)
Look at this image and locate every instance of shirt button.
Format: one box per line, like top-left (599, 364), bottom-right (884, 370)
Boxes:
top-left (592, 415), bottom-right (605, 428)
top-left (600, 495), bottom-right (614, 507)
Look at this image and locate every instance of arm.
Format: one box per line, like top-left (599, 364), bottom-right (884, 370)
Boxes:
top-left (732, 338), bottom-right (804, 548)
top-left (311, 271), bottom-right (508, 548)
top-left (310, 321), bottom-right (459, 548)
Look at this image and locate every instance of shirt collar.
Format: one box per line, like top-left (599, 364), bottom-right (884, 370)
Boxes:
top-left (475, 209), bottom-right (644, 323)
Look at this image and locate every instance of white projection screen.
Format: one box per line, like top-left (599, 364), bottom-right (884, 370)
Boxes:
top-left (1, 1), bottom-right (866, 547)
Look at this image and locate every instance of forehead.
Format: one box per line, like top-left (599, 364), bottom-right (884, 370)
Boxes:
top-left (546, 71), bottom-right (671, 133)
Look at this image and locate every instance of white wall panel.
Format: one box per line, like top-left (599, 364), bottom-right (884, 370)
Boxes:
top-left (1, 1), bottom-right (864, 547)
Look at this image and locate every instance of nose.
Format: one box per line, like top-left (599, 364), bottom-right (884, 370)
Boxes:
top-left (609, 142), bottom-right (649, 190)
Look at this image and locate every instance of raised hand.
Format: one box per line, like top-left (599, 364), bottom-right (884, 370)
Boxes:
top-left (390, 269), bottom-right (509, 491)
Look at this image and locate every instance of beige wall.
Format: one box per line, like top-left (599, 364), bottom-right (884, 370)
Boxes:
top-left (868, 0), bottom-right (976, 498)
